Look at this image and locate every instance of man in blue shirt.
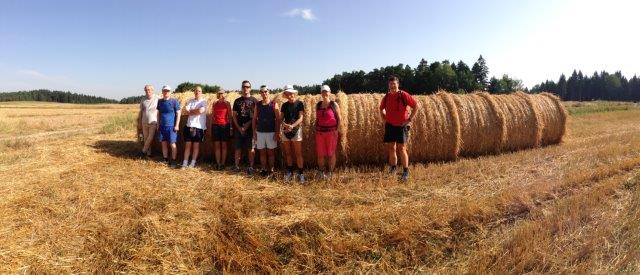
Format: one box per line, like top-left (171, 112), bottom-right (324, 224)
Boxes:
top-left (156, 85), bottom-right (181, 168)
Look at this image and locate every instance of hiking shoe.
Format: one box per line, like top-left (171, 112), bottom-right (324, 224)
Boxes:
top-left (284, 171), bottom-right (293, 182)
top-left (388, 166), bottom-right (397, 175)
top-left (247, 167), bottom-right (255, 175)
top-left (260, 170), bottom-right (269, 177)
top-left (298, 173), bottom-right (306, 184)
top-left (401, 170), bottom-right (409, 182)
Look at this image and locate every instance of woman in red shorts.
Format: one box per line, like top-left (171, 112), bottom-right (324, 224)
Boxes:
top-left (315, 85), bottom-right (341, 179)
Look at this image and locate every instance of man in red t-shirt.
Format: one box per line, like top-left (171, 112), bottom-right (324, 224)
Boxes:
top-left (379, 76), bottom-right (419, 181)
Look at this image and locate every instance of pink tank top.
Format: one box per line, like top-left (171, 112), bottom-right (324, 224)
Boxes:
top-left (213, 100), bottom-right (229, 125)
top-left (316, 101), bottom-right (338, 132)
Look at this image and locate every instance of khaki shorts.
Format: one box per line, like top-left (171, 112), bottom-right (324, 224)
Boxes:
top-left (281, 129), bottom-right (302, 142)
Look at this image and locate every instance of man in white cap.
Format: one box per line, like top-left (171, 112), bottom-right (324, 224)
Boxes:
top-left (280, 84), bottom-right (305, 183)
top-left (252, 85), bottom-right (280, 176)
top-left (137, 84), bottom-right (158, 158)
top-left (156, 85), bottom-right (181, 168)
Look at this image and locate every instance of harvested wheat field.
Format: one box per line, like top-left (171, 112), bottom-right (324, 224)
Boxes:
top-left (1, 99), bottom-right (640, 273)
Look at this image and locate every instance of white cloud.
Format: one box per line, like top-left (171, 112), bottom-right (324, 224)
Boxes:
top-left (284, 8), bottom-right (316, 21)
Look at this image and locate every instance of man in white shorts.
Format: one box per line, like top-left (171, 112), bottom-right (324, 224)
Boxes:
top-left (252, 85), bottom-right (280, 176)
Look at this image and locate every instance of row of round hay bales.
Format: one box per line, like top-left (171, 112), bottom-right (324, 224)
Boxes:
top-left (148, 91), bottom-right (567, 166)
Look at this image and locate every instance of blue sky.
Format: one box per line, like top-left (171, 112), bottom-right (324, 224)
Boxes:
top-left (1, 0), bottom-right (638, 99)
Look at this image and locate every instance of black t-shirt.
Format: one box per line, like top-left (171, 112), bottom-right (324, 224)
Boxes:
top-left (233, 96), bottom-right (258, 126)
top-left (281, 100), bottom-right (305, 124)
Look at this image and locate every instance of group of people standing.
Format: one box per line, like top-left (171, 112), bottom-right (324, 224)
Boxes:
top-left (137, 76), bottom-right (418, 182)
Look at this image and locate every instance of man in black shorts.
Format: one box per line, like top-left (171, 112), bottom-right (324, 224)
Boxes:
top-left (232, 80), bottom-right (258, 174)
top-left (379, 76), bottom-right (419, 181)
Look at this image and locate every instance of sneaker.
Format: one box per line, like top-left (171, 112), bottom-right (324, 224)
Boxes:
top-left (260, 170), bottom-right (269, 177)
top-left (247, 167), bottom-right (255, 175)
top-left (388, 166), bottom-right (397, 175)
top-left (327, 171), bottom-right (333, 179)
top-left (284, 171), bottom-right (293, 182)
top-left (401, 170), bottom-right (409, 182)
top-left (169, 161), bottom-right (178, 169)
top-left (233, 166), bottom-right (241, 173)
top-left (189, 163), bottom-right (196, 168)
top-left (298, 173), bottom-right (306, 184)
top-left (321, 171), bottom-right (328, 180)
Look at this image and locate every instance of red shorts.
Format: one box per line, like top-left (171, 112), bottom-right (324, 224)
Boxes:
top-left (316, 130), bottom-right (338, 157)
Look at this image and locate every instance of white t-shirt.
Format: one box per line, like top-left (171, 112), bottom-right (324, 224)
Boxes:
top-left (185, 98), bottom-right (208, 129)
top-left (140, 95), bottom-right (158, 124)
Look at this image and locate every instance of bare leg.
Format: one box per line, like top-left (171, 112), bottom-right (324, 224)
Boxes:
top-left (267, 149), bottom-right (275, 171)
top-left (170, 143), bottom-right (177, 160)
top-left (293, 141), bottom-right (303, 169)
top-left (214, 141), bottom-right (221, 165)
top-left (183, 141), bottom-right (192, 162)
top-left (317, 155), bottom-right (326, 172)
top-left (162, 141), bottom-right (169, 159)
top-left (397, 143), bottom-right (409, 168)
top-left (328, 155), bottom-right (336, 172)
top-left (283, 141), bottom-right (293, 167)
top-left (249, 148), bottom-right (255, 168)
top-left (386, 143), bottom-right (397, 166)
top-left (192, 142), bottom-right (200, 162)
top-left (221, 142), bottom-right (228, 165)
top-left (235, 148), bottom-right (241, 167)
top-left (259, 149), bottom-right (267, 171)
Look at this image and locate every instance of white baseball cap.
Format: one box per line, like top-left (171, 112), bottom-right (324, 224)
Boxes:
top-left (161, 85), bottom-right (172, 91)
top-left (283, 84), bottom-right (298, 94)
top-left (260, 85), bottom-right (270, 92)
top-left (321, 85), bottom-right (331, 92)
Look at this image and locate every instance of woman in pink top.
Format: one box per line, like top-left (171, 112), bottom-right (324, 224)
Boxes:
top-left (210, 90), bottom-right (232, 170)
top-left (315, 85), bottom-right (341, 179)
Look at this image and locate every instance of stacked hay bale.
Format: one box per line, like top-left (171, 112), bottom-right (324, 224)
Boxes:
top-left (145, 90), bottom-right (567, 166)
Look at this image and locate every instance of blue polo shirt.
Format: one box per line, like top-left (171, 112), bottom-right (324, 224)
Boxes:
top-left (157, 98), bottom-right (180, 127)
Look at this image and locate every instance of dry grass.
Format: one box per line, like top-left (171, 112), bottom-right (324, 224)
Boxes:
top-left (1, 100), bottom-right (639, 273)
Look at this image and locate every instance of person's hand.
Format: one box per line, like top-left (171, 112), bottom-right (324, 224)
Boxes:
top-left (253, 132), bottom-right (257, 141)
top-left (174, 125), bottom-right (179, 132)
top-left (402, 118), bottom-right (412, 127)
top-left (273, 132), bottom-right (279, 142)
top-left (239, 127), bottom-right (246, 136)
top-left (156, 123), bottom-right (159, 130)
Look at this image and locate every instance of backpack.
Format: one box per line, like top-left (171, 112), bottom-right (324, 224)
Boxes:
top-left (315, 100), bottom-right (339, 131)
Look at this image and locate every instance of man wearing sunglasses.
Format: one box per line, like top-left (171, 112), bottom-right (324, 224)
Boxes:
top-left (232, 80), bottom-right (258, 174)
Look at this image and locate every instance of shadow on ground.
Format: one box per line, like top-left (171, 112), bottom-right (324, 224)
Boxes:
top-left (92, 140), bottom-right (141, 160)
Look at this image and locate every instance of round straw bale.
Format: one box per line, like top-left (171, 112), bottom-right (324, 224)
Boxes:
top-left (531, 92), bottom-right (568, 145)
top-left (453, 92), bottom-right (505, 156)
top-left (492, 92), bottom-right (541, 151)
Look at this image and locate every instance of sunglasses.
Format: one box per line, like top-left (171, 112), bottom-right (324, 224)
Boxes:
top-left (242, 86), bottom-right (251, 89)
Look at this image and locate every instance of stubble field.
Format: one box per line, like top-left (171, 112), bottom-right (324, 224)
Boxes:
top-left (1, 100), bottom-right (639, 273)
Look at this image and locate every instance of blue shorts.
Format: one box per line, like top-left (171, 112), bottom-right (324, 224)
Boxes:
top-left (158, 126), bottom-right (178, 143)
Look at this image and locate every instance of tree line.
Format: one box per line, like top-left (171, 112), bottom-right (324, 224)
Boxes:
top-left (531, 70), bottom-right (640, 101)
top-left (0, 89), bottom-right (118, 104)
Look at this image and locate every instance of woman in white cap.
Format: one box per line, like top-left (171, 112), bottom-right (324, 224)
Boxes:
top-left (315, 85), bottom-right (341, 179)
top-left (280, 84), bottom-right (305, 183)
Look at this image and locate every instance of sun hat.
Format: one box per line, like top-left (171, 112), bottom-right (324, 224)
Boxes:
top-left (283, 84), bottom-right (298, 94)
